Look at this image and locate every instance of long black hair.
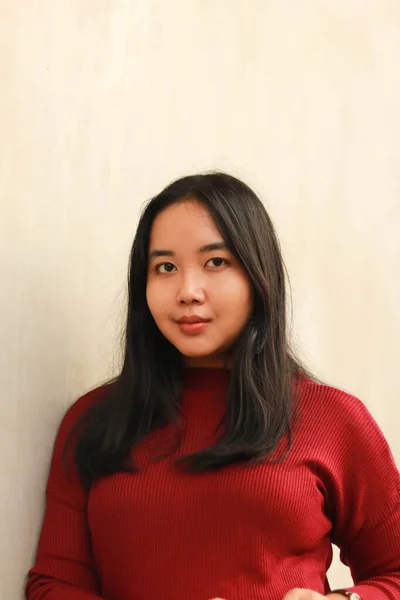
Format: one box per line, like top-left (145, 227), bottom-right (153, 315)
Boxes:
top-left (66, 172), bottom-right (316, 491)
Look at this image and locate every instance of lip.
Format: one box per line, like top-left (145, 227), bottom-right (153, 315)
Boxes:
top-left (176, 316), bottom-right (211, 324)
top-left (177, 321), bottom-right (210, 334)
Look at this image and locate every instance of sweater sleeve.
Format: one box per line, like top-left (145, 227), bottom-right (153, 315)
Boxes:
top-left (25, 388), bottom-right (107, 600)
top-left (323, 388), bottom-right (400, 600)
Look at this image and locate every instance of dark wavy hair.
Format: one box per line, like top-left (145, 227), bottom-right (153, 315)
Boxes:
top-left (66, 172), bottom-right (316, 491)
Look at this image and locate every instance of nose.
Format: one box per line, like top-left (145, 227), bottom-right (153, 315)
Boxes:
top-left (176, 269), bottom-right (206, 305)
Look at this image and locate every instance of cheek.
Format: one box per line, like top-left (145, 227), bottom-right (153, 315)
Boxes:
top-left (213, 276), bottom-right (253, 318)
top-left (146, 282), bottom-right (164, 319)
top-left (145, 284), bottom-right (152, 312)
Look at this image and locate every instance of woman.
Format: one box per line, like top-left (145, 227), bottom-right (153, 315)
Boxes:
top-left (26, 172), bottom-right (400, 600)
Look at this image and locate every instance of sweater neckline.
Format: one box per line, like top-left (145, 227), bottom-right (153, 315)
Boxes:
top-left (182, 367), bottom-right (231, 392)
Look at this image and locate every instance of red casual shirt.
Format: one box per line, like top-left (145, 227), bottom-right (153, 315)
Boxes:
top-left (26, 368), bottom-right (400, 600)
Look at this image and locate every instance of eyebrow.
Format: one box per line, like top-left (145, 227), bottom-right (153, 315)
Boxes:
top-left (148, 242), bottom-right (228, 262)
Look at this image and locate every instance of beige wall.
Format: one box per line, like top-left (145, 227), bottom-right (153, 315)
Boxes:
top-left (1, 1), bottom-right (399, 598)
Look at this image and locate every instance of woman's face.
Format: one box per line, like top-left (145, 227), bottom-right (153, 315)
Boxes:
top-left (146, 199), bottom-right (253, 368)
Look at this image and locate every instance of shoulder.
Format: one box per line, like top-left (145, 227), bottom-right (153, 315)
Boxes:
top-left (55, 383), bottom-right (112, 447)
top-left (296, 378), bottom-right (376, 426)
top-left (294, 382), bottom-right (400, 538)
top-left (294, 379), bottom-right (395, 461)
top-left (46, 384), bottom-right (112, 500)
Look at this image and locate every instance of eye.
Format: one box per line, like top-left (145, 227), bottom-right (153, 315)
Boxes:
top-left (155, 262), bottom-right (177, 274)
top-left (206, 257), bottom-right (229, 268)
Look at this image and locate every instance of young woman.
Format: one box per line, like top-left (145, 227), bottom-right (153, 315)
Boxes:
top-left (26, 173), bottom-right (400, 600)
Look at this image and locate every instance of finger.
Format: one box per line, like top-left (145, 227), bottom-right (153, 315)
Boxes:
top-left (282, 589), bottom-right (324, 600)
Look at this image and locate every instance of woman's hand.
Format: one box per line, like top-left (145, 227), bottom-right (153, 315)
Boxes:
top-left (281, 590), bottom-right (326, 599)
top-left (210, 590), bottom-right (329, 600)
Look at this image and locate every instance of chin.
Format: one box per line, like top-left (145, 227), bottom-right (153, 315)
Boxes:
top-left (175, 343), bottom-right (218, 358)
top-left (178, 348), bottom-right (213, 358)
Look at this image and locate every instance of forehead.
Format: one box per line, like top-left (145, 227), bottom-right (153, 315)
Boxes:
top-left (149, 200), bottom-right (221, 244)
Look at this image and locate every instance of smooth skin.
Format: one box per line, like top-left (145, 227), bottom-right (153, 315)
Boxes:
top-left (146, 198), bottom-right (253, 368)
top-left (146, 198), bottom-right (348, 600)
top-left (211, 592), bottom-right (346, 600)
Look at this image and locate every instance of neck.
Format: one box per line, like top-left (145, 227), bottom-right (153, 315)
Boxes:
top-left (183, 354), bottom-right (233, 369)
top-left (182, 365), bottom-right (231, 391)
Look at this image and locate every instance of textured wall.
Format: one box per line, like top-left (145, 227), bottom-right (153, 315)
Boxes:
top-left (1, 1), bottom-right (399, 597)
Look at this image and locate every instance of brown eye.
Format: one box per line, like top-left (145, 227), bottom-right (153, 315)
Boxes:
top-left (155, 262), bottom-right (176, 274)
top-left (206, 257), bottom-right (229, 268)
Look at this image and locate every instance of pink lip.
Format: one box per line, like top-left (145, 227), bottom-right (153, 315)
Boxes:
top-left (177, 321), bottom-right (210, 334)
top-left (176, 316), bottom-right (210, 324)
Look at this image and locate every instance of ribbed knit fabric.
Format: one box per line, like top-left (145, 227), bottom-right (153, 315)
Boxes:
top-left (26, 369), bottom-right (400, 600)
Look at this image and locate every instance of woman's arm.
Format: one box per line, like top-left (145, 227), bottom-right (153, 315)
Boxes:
top-left (25, 389), bottom-right (107, 600)
top-left (327, 391), bottom-right (400, 600)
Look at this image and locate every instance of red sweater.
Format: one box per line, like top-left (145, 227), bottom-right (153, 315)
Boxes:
top-left (26, 368), bottom-right (400, 600)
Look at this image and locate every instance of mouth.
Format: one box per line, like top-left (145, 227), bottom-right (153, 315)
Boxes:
top-left (176, 320), bottom-right (211, 334)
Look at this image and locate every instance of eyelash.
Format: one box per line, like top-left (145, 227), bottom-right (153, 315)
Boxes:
top-left (154, 257), bottom-right (230, 274)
